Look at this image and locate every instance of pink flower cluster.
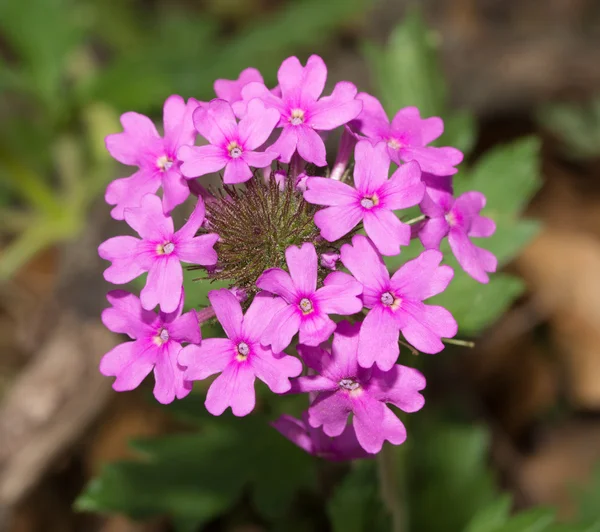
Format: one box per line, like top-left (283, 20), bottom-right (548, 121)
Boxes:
top-left (98, 55), bottom-right (497, 458)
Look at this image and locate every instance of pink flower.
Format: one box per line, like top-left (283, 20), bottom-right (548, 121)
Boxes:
top-left (178, 99), bottom-right (279, 184)
top-left (179, 289), bottom-right (302, 417)
top-left (105, 95), bottom-right (200, 220)
top-left (98, 194), bottom-right (218, 313)
top-left (214, 67), bottom-right (264, 104)
top-left (304, 141), bottom-right (425, 256)
top-left (239, 55), bottom-right (363, 166)
top-left (353, 92), bottom-right (463, 176)
top-left (419, 191), bottom-right (497, 283)
top-left (100, 290), bottom-right (200, 404)
top-left (290, 321), bottom-right (426, 454)
top-left (340, 235), bottom-right (457, 370)
top-left (257, 243), bottom-right (363, 353)
top-left (272, 412), bottom-right (372, 461)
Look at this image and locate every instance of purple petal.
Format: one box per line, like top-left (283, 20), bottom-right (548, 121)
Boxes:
top-left (261, 304), bottom-right (302, 353)
top-left (214, 67), bottom-right (264, 104)
top-left (207, 289), bottom-right (243, 339)
top-left (368, 364), bottom-right (426, 413)
top-left (167, 309), bottom-right (201, 345)
top-left (241, 150), bottom-right (278, 168)
top-left (105, 170), bottom-right (160, 221)
top-left (124, 194), bottom-right (174, 241)
top-left (286, 243), bottom-right (318, 295)
top-left (418, 218), bottom-right (450, 250)
top-left (153, 341), bottom-right (191, 404)
top-left (354, 93), bottom-right (391, 138)
top-left (391, 107), bottom-right (443, 144)
top-left (99, 236), bottom-right (146, 284)
top-left (358, 306), bottom-right (400, 370)
top-left (363, 209), bottom-right (411, 256)
top-left (296, 126), bottom-right (327, 167)
top-left (179, 339), bottom-right (234, 381)
top-left (298, 313), bottom-right (337, 346)
top-left (240, 81), bottom-right (286, 116)
top-left (161, 168), bottom-right (190, 214)
top-left (270, 127), bottom-right (298, 164)
top-left (271, 415), bottom-right (315, 455)
top-left (419, 189), bottom-right (451, 218)
top-left (242, 292), bottom-right (288, 341)
top-left (314, 205), bottom-right (363, 242)
top-left (328, 320), bottom-right (361, 380)
top-left (175, 233), bottom-right (219, 266)
top-left (101, 339), bottom-right (156, 391)
top-left (223, 158), bottom-right (253, 184)
top-left (354, 404), bottom-right (407, 453)
top-left (250, 345), bottom-right (302, 393)
top-left (353, 141), bottom-right (390, 194)
top-left (163, 95), bottom-right (199, 154)
top-left (303, 177), bottom-right (358, 206)
top-left (470, 216), bottom-right (496, 238)
top-left (101, 290), bottom-right (156, 338)
top-left (350, 392), bottom-right (387, 453)
top-left (324, 422), bottom-right (374, 461)
top-left (309, 81), bottom-right (362, 130)
top-left (451, 191), bottom-right (488, 233)
top-left (391, 249), bottom-right (453, 300)
top-left (105, 112), bottom-right (160, 166)
top-left (308, 390), bottom-right (352, 437)
top-left (174, 197), bottom-right (205, 240)
top-left (296, 344), bottom-right (327, 373)
top-left (379, 160), bottom-right (425, 210)
top-left (313, 273), bottom-right (363, 315)
top-left (205, 362), bottom-right (256, 417)
top-left (339, 235), bottom-right (390, 301)
top-left (178, 144), bottom-right (227, 178)
top-left (400, 146), bottom-right (463, 176)
top-left (291, 374), bottom-right (338, 394)
top-left (278, 55), bottom-right (327, 102)
top-left (193, 99), bottom-right (238, 146)
top-left (140, 256), bottom-right (183, 313)
top-left (448, 228), bottom-right (497, 284)
top-left (238, 98), bottom-right (281, 150)
top-left (399, 301), bottom-right (458, 354)
top-left (256, 268), bottom-right (297, 302)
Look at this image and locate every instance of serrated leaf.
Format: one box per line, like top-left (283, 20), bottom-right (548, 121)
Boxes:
top-left (75, 414), bottom-right (317, 526)
top-left (464, 495), bottom-right (512, 532)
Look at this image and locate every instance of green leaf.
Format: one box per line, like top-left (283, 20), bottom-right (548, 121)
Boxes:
top-left (574, 465), bottom-right (600, 526)
top-left (442, 110), bottom-right (478, 155)
top-left (327, 460), bottom-right (390, 532)
top-left (494, 507), bottom-right (555, 532)
top-left (408, 422), bottom-right (499, 532)
top-left (364, 8), bottom-right (446, 118)
top-left (75, 414), bottom-right (317, 527)
top-left (464, 496), bottom-right (512, 532)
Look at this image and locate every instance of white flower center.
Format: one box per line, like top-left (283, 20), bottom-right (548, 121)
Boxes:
top-left (299, 298), bottom-right (313, 314)
top-left (380, 291), bottom-right (402, 310)
top-left (153, 328), bottom-right (170, 346)
top-left (236, 342), bottom-right (250, 360)
top-left (227, 141), bottom-right (243, 159)
top-left (387, 138), bottom-right (401, 150)
top-left (445, 212), bottom-right (457, 227)
top-left (339, 378), bottom-right (360, 391)
top-left (157, 155), bottom-right (174, 171)
top-left (156, 242), bottom-right (175, 255)
top-left (360, 194), bottom-right (379, 209)
top-left (289, 109), bottom-right (305, 126)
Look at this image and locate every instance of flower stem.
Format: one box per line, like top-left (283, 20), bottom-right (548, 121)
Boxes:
top-left (377, 444), bottom-right (406, 532)
top-left (443, 338), bottom-right (475, 348)
top-left (404, 214), bottom-right (426, 225)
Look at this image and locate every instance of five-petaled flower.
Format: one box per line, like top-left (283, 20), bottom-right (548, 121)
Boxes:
top-left (304, 140), bottom-right (425, 255)
top-left (419, 190), bottom-right (497, 283)
top-left (257, 243), bottom-right (363, 353)
top-left (99, 194), bottom-right (219, 313)
top-left (290, 321), bottom-right (426, 454)
top-left (178, 98), bottom-right (280, 184)
top-left (179, 289), bottom-right (303, 417)
top-left (352, 92), bottom-right (463, 176)
top-left (239, 55), bottom-right (363, 166)
top-left (340, 235), bottom-right (457, 371)
top-left (105, 95), bottom-right (200, 219)
top-left (100, 290), bottom-right (200, 404)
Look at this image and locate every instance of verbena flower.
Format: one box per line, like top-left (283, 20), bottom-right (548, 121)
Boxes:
top-left (99, 194), bottom-right (218, 313)
top-left (340, 235), bottom-right (457, 370)
top-left (239, 55), bottom-right (362, 166)
top-left (290, 321), bottom-right (426, 454)
top-left (353, 92), bottom-right (463, 175)
top-left (272, 412), bottom-right (372, 461)
top-left (178, 98), bottom-right (279, 184)
top-left (105, 95), bottom-right (199, 219)
top-left (304, 141), bottom-right (425, 255)
top-left (179, 289), bottom-right (302, 416)
top-left (419, 190), bottom-right (497, 283)
top-left (100, 290), bottom-right (199, 404)
top-left (214, 67), bottom-right (264, 104)
top-left (257, 242), bottom-right (363, 352)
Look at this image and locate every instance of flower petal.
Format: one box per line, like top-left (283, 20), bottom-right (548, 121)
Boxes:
top-left (101, 290), bottom-right (156, 338)
top-left (296, 126), bottom-right (327, 167)
top-left (261, 304), bottom-right (302, 353)
top-left (256, 269), bottom-right (297, 302)
top-left (102, 339), bottom-right (157, 392)
top-left (368, 364), bottom-right (426, 413)
top-left (286, 243), bottom-right (318, 295)
top-left (350, 392), bottom-right (387, 453)
top-left (448, 227), bottom-right (497, 284)
top-left (400, 146), bottom-right (463, 176)
top-left (352, 140), bottom-right (390, 194)
top-left (242, 292), bottom-right (288, 341)
top-left (314, 273), bottom-right (363, 315)
top-left (391, 249), bottom-right (453, 300)
top-left (298, 313), bottom-right (337, 346)
top-left (178, 144), bottom-right (227, 178)
top-left (354, 92), bottom-right (390, 138)
top-left (124, 193), bottom-right (174, 241)
top-left (363, 209), bottom-right (411, 256)
top-left (214, 67), bottom-right (264, 104)
top-left (270, 127), bottom-right (298, 164)
top-left (167, 309), bottom-right (201, 345)
top-left (271, 415), bottom-right (314, 455)
top-left (99, 236), bottom-right (147, 284)
top-left (205, 362), bottom-right (256, 417)
top-left (140, 256), bottom-right (183, 313)
top-left (175, 233), bottom-right (219, 266)
top-left (105, 170), bottom-right (161, 221)
top-left (339, 235), bottom-right (390, 299)
top-left (400, 300), bottom-right (458, 354)
top-left (250, 345), bottom-right (302, 393)
top-left (163, 95), bottom-right (199, 154)
top-left (180, 339), bottom-right (234, 380)
top-left (309, 81), bottom-right (362, 130)
top-left (153, 340), bottom-right (192, 404)
top-left (418, 217), bottom-right (450, 250)
top-left (314, 205), bottom-right (363, 242)
top-left (105, 112), bottom-right (160, 166)
top-left (238, 98), bottom-right (281, 150)
top-left (223, 158), bottom-right (253, 184)
top-left (193, 99), bottom-right (238, 145)
top-left (358, 305), bottom-right (400, 370)
top-left (208, 289), bottom-right (244, 339)
top-left (308, 390), bottom-right (352, 437)
top-left (303, 177), bottom-right (358, 206)
top-left (161, 168), bottom-right (190, 214)
top-left (379, 160), bottom-right (425, 210)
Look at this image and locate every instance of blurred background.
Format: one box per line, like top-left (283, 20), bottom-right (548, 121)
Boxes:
top-left (2, 0), bottom-right (600, 531)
